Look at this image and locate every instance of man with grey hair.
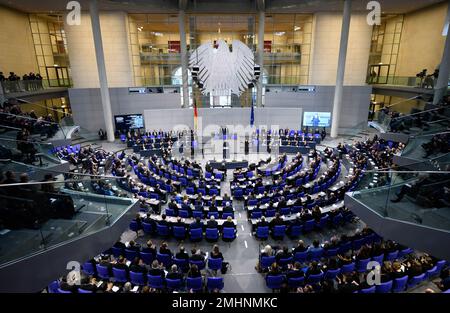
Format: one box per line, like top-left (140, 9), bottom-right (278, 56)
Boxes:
top-left (166, 264), bottom-right (183, 280)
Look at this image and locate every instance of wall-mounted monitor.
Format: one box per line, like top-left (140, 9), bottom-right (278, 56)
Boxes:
top-left (114, 114), bottom-right (144, 131)
top-left (303, 111), bottom-right (331, 127)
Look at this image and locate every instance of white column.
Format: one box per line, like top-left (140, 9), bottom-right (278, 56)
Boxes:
top-left (89, 0), bottom-right (114, 142)
top-left (433, 0), bottom-right (450, 105)
top-left (179, 11), bottom-right (190, 108)
top-left (256, 11), bottom-right (265, 107)
top-left (330, 0), bottom-right (352, 138)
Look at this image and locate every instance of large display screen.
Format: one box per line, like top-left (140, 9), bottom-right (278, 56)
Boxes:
top-left (114, 114), bottom-right (144, 131)
top-left (303, 111), bottom-right (331, 127)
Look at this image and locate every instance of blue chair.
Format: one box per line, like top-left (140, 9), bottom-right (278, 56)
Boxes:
top-left (372, 254), bottom-right (384, 265)
top-left (192, 211), bottom-right (203, 219)
top-left (256, 226), bottom-right (269, 240)
top-left (157, 253), bottom-right (172, 268)
top-left (392, 276), bottom-right (408, 292)
top-left (186, 187), bottom-right (195, 195)
top-left (208, 258), bottom-right (223, 271)
top-left (57, 288), bottom-right (72, 294)
top-left (96, 264), bottom-right (110, 279)
top-left (173, 258), bottom-right (189, 272)
top-left (278, 257), bottom-right (293, 269)
top-left (332, 213), bottom-right (343, 226)
top-left (338, 241), bottom-right (352, 255)
top-left (261, 256), bottom-right (276, 269)
top-left (166, 278), bottom-right (183, 290)
top-left (266, 275), bottom-right (284, 290)
top-left (140, 252), bottom-right (154, 265)
top-left (289, 225), bottom-right (302, 238)
top-left (222, 212), bottom-right (234, 219)
top-left (309, 249), bottom-right (324, 261)
top-left (356, 258), bottom-right (371, 273)
top-left (147, 275), bottom-right (165, 289)
top-left (307, 272), bottom-right (324, 284)
top-left (82, 262), bottom-right (95, 276)
top-left (190, 259), bottom-right (206, 271)
top-left (48, 281), bottom-right (60, 293)
top-left (316, 215), bottom-right (329, 229)
top-left (435, 260), bottom-right (447, 272)
top-left (111, 246), bottom-right (123, 258)
top-left (407, 273), bottom-right (426, 289)
top-left (157, 224), bottom-right (170, 237)
top-left (112, 268), bottom-right (128, 283)
top-left (251, 211), bottom-right (263, 219)
top-left (205, 228), bottom-right (219, 241)
top-left (352, 238), bottom-right (365, 251)
top-left (325, 248), bottom-right (338, 258)
top-left (189, 228), bottom-right (203, 241)
top-left (288, 276), bottom-right (305, 288)
top-left (385, 250), bottom-right (399, 262)
top-left (125, 249), bottom-right (138, 261)
top-left (130, 271), bottom-right (146, 286)
top-left (398, 247), bottom-right (414, 258)
top-left (341, 262), bottom-right (355, 274)
top-left (324, 268), bottom-right (341, 280)
top-left (360, 286), bottom-right (376, 293)
top-left (78, 288), bottom-right (93, 293)
top-left (294, 251), bottom-right (308, 263)
top-left (222, 227), bottom-right (236, 241)
top-left (142, 222), bottom-right (153, 234)
top-left (129, 220), bottom-right (140, 232)
top-left (207, 212), bottom-right (219, 219)
top-left (272, 225), bottom-right (286, 239)
top-left (280, 207), bottom-right (290, 216)
top-left (173, 226), bottom-right (187, 240)
top-left (426, 266), bottom-right (439, 279)
top-left (207, 277), bottom-right (224, 291)
top-left (303, 219), bottom-right (315, 232)
top-left (233, 188), bottom-right (244, 199)
top-left (265, 209), bottom-right (276, 218)
top-left (179, 210), bottom-right (190, 218)
top-left (376, 280), bottom-right (393, 293)
top-left (186, 277), bottom-right (203, 292)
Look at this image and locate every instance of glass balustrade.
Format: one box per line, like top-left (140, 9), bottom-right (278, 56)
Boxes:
top-left (350, 171), bottom-right (450, 233)
top-left (0, 176), bottom-right (137, 266)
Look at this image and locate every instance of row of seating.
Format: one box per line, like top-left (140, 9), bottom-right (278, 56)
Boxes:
top-left (130, 221), bottom-right (237, 242)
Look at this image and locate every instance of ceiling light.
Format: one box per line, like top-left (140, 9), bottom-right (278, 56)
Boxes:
top-left (274, 32), bottom-right (285, 36)
top-left (294, 26), bottom-right (301, 31)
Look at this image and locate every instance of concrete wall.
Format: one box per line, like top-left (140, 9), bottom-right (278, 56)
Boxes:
top-left (69, 85), bottom-right (371, 133)
top-left (265, 86), bottom-right (372, 130)
top-left (0, 5), bottom-right (37, 75)
top-left (143, 107), bottom-right (303, 132)
top-left (64, 12), bottom-right (133, 88)
top-left (396, 2), bottom-right (449, 77)
top-left (68, 87), bottom-right (180, 131)
top-left (309, 13), bottom-right (372, 86)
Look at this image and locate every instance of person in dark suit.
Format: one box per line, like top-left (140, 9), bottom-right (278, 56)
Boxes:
top-left (79, 276), bottom-right (98, 293)
top-left (175, 246), bottom-right (189, 260)
top-left (141, 240), bottom-right (156, 258)
top-left (159, 242), bottom-right (172, 257)
top-left (189, 217), bottom-right (203, 230)
top-left (113, 256), bottom-right (129, 273)
top-left (206, 215), bottom-right (218, 229)
top-left (286, 262), bottom-right (304, 279)
top-left (129, 258), bottom-right (148, 274)
top-left (269, 213), bottom-right (285, 229)
top-left (173, 216), bottom-right (186, 229)
top-left (148, 260), bottom-right (165, 277)
top-left (158, 214), bottom-right (170, 227)
top-left (190, 248), bottom-right (206, 262)
top-left (166, 264), bottom-right (183, 280)
top-left (221, 216), bottom-right (235, 229)
top-left (256, 216), bottom-right (269, 228)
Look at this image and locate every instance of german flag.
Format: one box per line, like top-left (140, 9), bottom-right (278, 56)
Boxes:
top-left (193, 98), bottom-right (198, 131)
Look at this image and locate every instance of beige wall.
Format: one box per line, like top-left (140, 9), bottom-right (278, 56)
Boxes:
top-left (396, 2), bottom-right (449, 77)
top-left (65, 11), bottom-right (133, 88)
top-left (309, 13), bottom-right (372, 86)
top-left (0, 5), bottom-right (37, 75)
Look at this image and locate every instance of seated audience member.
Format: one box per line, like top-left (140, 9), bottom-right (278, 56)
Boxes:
top-left (187, 264), bottom-right (202, 278)
top-left (159, 242), bottom-right (172, 256)
top-left (222, 216), bottom-right (236, 229)
top-left (166, 264), bottom-right (183, 280)
top-left (287, 262), bottom-right (304, 279)
top-left (210, 245), bottom-right (224, 260)
top-left (148, 260), bottom-right (165, 277)
top-left (175, 246), bottom-right (189, 260)
top-left (206, 215), bottom-right (218, 229)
